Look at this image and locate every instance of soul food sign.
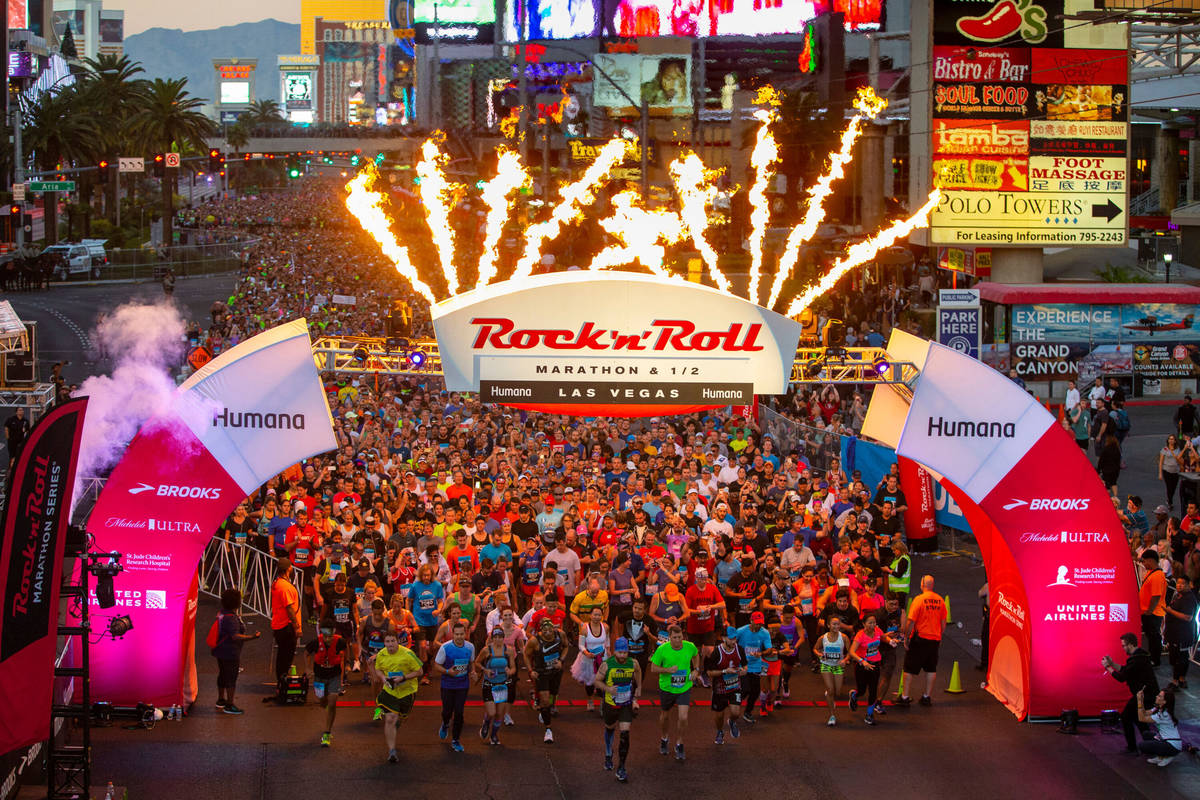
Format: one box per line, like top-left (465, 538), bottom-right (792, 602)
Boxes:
top-left (432, 272), bottom-right (804, 416)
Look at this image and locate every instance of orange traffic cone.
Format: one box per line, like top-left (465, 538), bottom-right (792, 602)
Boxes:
top-left (944, 595), bottom-right (953, 624)
top-left (945, 661), bottom-right (965, 694)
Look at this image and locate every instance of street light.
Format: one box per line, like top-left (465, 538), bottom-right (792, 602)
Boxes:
top-left (1165, 252), bottom-right (1173, 283)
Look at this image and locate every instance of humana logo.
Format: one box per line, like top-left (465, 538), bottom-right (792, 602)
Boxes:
top-left (926, 416), bottom-right (1016, 438)
top-left (213, 408), bottom-right (306, 430)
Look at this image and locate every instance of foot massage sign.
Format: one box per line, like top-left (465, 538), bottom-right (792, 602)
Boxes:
top-left (81, 320), bottom-right (337, 707)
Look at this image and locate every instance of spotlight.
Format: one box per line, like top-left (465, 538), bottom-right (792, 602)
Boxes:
top-left (407, 349), bottom-right (427, 369)
top-left (352, 345), bottom-right (369, 364)
top-left (821, 319), bottom-right (846, 349)
top-left (871, 356), bottom-right (891, 376)
top-left (1099, 709), bottom-right (1120, 733)
top-left (92, 560), bottom-right (122, 608)
top-left (801, 357), bottom-right (825, 380)
top-left (108, 615), bottom-right (134, 638)
top-left (1057, 708), bottom-right (1079, 735)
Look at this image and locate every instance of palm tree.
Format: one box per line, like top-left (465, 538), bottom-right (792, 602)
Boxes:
top-left (21, 84), bottom-right (99, 243)
top-left (130, 78), bottom-right (216, 246)
top-left (244, 98), bottom-right (283, 129)
top-left (225, 121), bottom-right (250, 154)
top-left (80, 54), bottom-right (147, 223)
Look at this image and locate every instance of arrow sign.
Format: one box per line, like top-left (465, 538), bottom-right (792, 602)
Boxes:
top-left (1091, 199), bottom-right (1122, 222)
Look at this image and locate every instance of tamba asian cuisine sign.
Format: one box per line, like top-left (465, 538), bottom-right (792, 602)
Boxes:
top-left (432, 272), bottom-right (804, 416)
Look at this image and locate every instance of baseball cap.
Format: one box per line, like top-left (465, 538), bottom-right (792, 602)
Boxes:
top-left (614, 637), bottom-right (630, 652)
top-left (750, 611), bottom-right (765, 624)
top-left (725, 626), bottom-right (738, 638)
top-left (1155, 504), bottom-right (1170, 514)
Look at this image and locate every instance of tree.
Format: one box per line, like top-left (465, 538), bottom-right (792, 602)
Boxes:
top-left (225, 121), bottom-right (250, 154)
top-left (80, 54), bottom-right (147, 223)
top-left (21, 84), bottom-right (99, 243)
top-left (130, 78), bottom-right (216, 246)
top-left (244, 99), bottom-right (283, 129)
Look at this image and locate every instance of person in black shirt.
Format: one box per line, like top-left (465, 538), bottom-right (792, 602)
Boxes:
top-left (1165, 575), bottom-right (1199, 688)
top-left (1103, 632), bottom-right (1160, 753)
top-left (1174, 394), bottom-right (1198, 437)
top-left (512, 506), bottom-right (540, 550)
top-left (819, 589), bottom-right (861, 633)
top-left (725, 558), bottom-right (764, 626)
top-left (872, 476), bottom-right (907, 515)
top-left (4, 407), bottom-right (28, 467)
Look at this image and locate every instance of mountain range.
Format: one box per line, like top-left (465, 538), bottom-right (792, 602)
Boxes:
top-left (124, 19), bottom-right (301, 106)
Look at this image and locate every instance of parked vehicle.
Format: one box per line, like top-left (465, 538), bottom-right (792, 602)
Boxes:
top-left (45, 243), bottom-right (100, 280)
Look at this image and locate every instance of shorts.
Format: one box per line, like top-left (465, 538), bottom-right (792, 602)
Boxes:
top-left (418, 625), bottom-right (438, 644)
top-left (333, 621), bottom-right (354, 639)
top-left (904, 635), bottom-right (941, 674)
top-left (535, 671), bottom-right (563, 695)
top-left (710, 692), bottom-right (742, 712)
top-left (820, 663), bottom-right (845, 675)
top-left (688, 629), bottom-right (717, 647)
top-left (313, 672), bottom-right (342, 699)
top-left (216, 657), bottom-right (240, 689)
top-left (603, 702), bottom-right (634, 725)
top-left (659, 688), bottom-right (691, 710)
top-left (301, 565), bottom-right (317, 585)
top-left (483, 681), bottom-right (516, 704)
top-left (765, 660), bottom-right (782, 677)
top-left (376, 690), bottom-right (416, 717)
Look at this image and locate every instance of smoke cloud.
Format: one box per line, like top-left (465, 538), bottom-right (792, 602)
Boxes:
top-left (71, 302), bottom-right (192, 508)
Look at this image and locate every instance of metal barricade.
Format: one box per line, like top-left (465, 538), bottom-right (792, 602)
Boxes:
top-left (198, 537), bottom-right (305, 621)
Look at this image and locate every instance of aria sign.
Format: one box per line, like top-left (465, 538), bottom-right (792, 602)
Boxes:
top-left (432, 272), bottom-right (804, 416)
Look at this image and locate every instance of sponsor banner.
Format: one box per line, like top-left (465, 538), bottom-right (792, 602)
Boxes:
top-left (0, 399), bottom-right (86, 755)
top-left (432, 272), bottom-right (803, 415)
top-left (932, 82), bottom-right (1032, 119)
top-left (898, 457), bottom-right (937, 541)
top-left (932, 480), bottom-right (971, 532)
top-left (84, 322), bottom-right (336, 707)
top-left (930, 190), bottom-right (1126, 246)
top-left (934, 156), bottom-right (1028, 191)
top-left (479, 380), bottom-right (752, 405)
top-left (934, 119), bottom-right (1029, 157)
top-left (1132, 342), bottom-right (1200, 378)
top-left (1030, 48), bottom-right (1128, 85)
top-left (933, 46), bottom-right (1031, 82)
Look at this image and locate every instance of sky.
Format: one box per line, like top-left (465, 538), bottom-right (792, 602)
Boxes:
top-left (104, 0), bottom-right (300, 36)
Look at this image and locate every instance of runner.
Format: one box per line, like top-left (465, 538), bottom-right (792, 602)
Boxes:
top-left (359, 599), bottom-right (394, 697)
top-left (897, 575), bottom-right (947, 708)
top-left (876, 592), bottom-right (905, 710)
top-left (705, 626), bottom-right (748, 744)
top-left (848, 611), bottom-right (885, 726)
top-left (623, 597), bottom-right (655, 680)
top-left (815, 616), bottom-right (851, 726)
top-left (571, 606), bottom-right (611, 712)
top-left (649, 624), bottom-right (701, 762)
top-left (409, 563), bottom-right (445, 682)
top-left (304, 620), bottom-right (348, 747)
top-left (593, 637), bottom-right (642, 782)
top-left (319, 571), bottom-right (359, 683)
top-left (734, 611), bottom-right (774, 722)
top-left (473, 626), bottom-right (516, 745)
top-left (525, 618), bottom-right (569, 743)
top-left (432, 621), bottom-right (477, 753)
top-left (776, 605), bottom-right (804, 702)
top-left (372, 630), bottom-right (423, 763)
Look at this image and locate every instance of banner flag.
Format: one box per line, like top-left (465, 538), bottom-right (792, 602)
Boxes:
top-left (0, 398), bottom-right (87, 754)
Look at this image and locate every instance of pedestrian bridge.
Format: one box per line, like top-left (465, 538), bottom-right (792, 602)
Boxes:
top-left (204, 136), bottom-right (423, 160)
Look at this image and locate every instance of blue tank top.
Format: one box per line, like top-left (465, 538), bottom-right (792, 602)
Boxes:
top-left (521, 551), bottom-right (542, 586)
top-left (486, 649), bottom-right (509, 685)
top-left (439, 641), bottom-right (474, 689)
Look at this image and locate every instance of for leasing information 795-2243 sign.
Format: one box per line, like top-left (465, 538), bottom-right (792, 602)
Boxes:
top-left (928, 0), bottom-right (1129, 247)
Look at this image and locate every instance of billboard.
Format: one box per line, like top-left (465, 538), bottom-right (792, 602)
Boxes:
top-left (7, 0), bottom-right (24, 29)
top-left (282, 72), bottom-right (313, 110)
top-left (413, 0), bottom-right (495, 43)
top-left (928, 0), bottom-right (1129, 248)
top-left (937, 288), bottom-right (981, 359)
top-left (220, 82), bottom-right (250, 104)
top-left (507, 0), bottom-right (600, 39)
top-left (592, 53), bottom-right (691, 111)
top-left (432, 272), bottom-right (804, 416)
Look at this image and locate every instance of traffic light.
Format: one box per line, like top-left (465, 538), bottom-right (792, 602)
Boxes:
top-left (153, 153), bottom-right (165, 177)
top-left (98, 159), bottom-right (111, 184)
top-left (350, 154), bottom-right (360, 166)
top-left (9, 204), bottom-right (19, 217)
top-left (208, 148), bottom-right (223, 172)
top-left (374, 152), bottom-right (385, 165)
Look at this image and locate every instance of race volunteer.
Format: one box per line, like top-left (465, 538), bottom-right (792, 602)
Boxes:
top-left (897, 575), bottom-right (947, 708)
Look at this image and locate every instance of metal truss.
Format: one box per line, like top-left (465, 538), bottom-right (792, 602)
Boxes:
top-left (312, 336), bottom-right (443, 376)
top-left (0, 382), bottom-right (56, 421)
top-left (1132, 21), bottom-right (1200, 81)
top-left (791, 347), bottom-right (919, 386)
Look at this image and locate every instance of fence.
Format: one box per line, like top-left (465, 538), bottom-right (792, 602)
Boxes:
top-left (758, 403), bottom-right (843, 474)
top-left (92, 238), bottom-right (255, 282)
top-left (198, 537), bottom-right (306, 621)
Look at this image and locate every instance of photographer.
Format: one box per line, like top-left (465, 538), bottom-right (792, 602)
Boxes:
top-left (1135, 688), bottom-right (1184, 766)
top-left (1102, 632), bottom-right (1159, 754)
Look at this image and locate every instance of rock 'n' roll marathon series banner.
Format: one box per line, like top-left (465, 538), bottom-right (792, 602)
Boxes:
top-left (0, 399), bottom-right (86, 754)
top-left (82, 320), bottom-right (336, 707)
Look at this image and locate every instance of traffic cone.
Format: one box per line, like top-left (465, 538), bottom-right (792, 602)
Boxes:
top-left (945, 661), bottom-right (965, 694)
top-left (944, 595), bottom-right (953, 624)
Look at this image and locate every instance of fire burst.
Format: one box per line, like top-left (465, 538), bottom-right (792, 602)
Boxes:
top-left (669, 153), bottom-right (726, 293)
top-left (344, 168), bottom-right (440, 304)
top-left (510, 137), bottom-right (626, 280)
top-left (416, 137), bottom-right (461, 294)
top-left (476, 149), bottom-right (528, 288)
top-left (587, 190), bottom-right (685, 277)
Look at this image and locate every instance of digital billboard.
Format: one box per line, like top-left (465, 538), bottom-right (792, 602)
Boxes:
top-left (507, 0), bottom-right (600, 39)
top-left (220, 82), bottom-right (250, 104)
top-left (282, 72), bottom-right (313, 109)
top-left (413, 0), bottom-right (495, 43)
top-left (7, 0), bottom-right (25, 29)
top-left (592, 53), bottom-right (691, 111)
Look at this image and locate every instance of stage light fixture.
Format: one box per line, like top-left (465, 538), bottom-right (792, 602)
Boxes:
top-left (353, 345), bottom-right (369, 364)
top-left (872, 356), bottom-right (890, 376)
top-left (407, 349), bottom-right (427, 368)
top-left (108, 615), bottom-right (134, 638)
top-left (1057, 708), bottom-right (1079, 735)
top-left (801, 357), bottom-right (825, 380)
top-left (95, 569), bottom-right (116, 608)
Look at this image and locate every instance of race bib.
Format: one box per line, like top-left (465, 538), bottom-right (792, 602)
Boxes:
top-left (354, 588), bottom-right (365, 599)
top-left (313, 681), bottom-right (326, 699)
top-left (399, 584), bottom-right (411, 598)
top-left (491, 684), bottom-right (508, 704)
top-left (330, 565), bottom-right (341, 577)
top-left (722, 672), bottom-right (740, 691)
top-left (387, 670), bottom-right (403, 687)
top-left (234, 532), bottom-right (247, 544)
top-left (334, 608), bottom-right (349, 622)
top-left (296, 548), bottom-right (310, 560)
top-left (365, 548), bottom-right (375, 558)
top-left (738, 598), bottom-right (752, 611)
top-left (419, 597), bottom-right (436, 610)
top-left (544, 653), bottom-right (560, 670)
top-left (613, 685), bottom-right (632, 705)
top-left (670, 669), bottom-right (688, 688)
top-left (451, 659), bottom-right (469, 676)
top-left (800, 597), bottom-right (814, 614)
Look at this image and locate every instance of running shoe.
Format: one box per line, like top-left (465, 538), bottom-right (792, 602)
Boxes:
top-left (503, 713), bottom-right (514, 727)
top-left (438, 723), bottom-right (449, 740)
top-left (352, 660), bottom-right (361, 672)
top-left (1157, 756), bottom-right (1177, 767)
top-left (489, 733), bottom-right (500, 746)
top-left (605, 755), bottom-right (614, 770)
top-left (320, 732), bottom-right (332, 747)
top-left (450, 740), bottom-right (465, 753)
top-left (674, 743), bottom-right (685, 762)
top-left (893, 696), bottom-right (912, 708)
top-left (480, 719), bottom-right (490, 740)
top-left (741, 713), bottom-right (756, 725)
top-left (215, 699), bottom-right (226, 709)
top-left (659, 738), bottom-right (669, 755)
top-left (544, 728), bottom-right (555, 743)
top-left (873, 702), bottom-right (887, 716)
top-left (338, 685), bottom-right (346, 696)
top-left (773, 700), bottom-right (783, 711)
top-left (715, 730), bottom-right (725, 745)
top-left (222, 704), bottom-right (244, 715)
top-left (373, 708), bottom-right (383, 721)
top-left (826, 715), bottom-right (837, 727)
top-left (387, 749), bottom-right (398, 763)
top-left (848, 690), bottom-right (859, 711)
top-left (919, 695), bottom-right (932, 707)
top-left (615, 767), bottom-right (628, 783)
top-left (865, 714), bottom-right (876, 727)
top-left (729, 720), bottom-right (741, 739)
top-left (1147, 757), bottom-right (1164, 765)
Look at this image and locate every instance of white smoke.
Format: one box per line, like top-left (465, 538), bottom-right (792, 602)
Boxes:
top-left (71, 302), bottom-right (189, 508)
